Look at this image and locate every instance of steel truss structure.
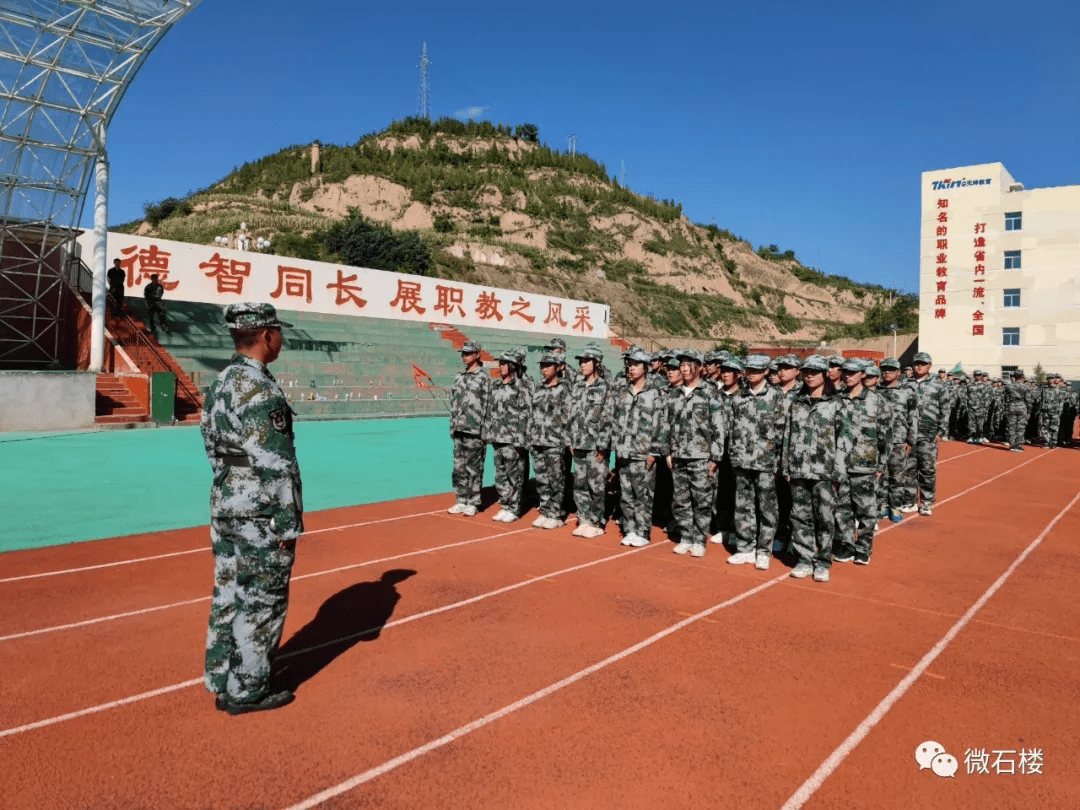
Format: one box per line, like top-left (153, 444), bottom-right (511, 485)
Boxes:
top-left (0, 0), bottom-right (200, 367)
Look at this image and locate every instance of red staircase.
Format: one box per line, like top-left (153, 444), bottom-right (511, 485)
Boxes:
top-left (95, 374), bottom-right (149, 425)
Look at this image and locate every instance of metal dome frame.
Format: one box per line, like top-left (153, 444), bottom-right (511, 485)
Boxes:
top-left (0, 0), bottom-right (201, 367)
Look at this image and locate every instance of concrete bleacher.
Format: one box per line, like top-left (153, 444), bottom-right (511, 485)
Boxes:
top-left (125, 299), bottom-right (625, 420)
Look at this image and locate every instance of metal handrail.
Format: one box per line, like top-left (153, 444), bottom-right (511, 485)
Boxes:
top-left (65, 256), bottom-right (202, 407)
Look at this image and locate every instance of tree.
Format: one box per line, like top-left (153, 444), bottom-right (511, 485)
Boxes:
top-left (515, 123), bottom-right (539, 143)
top-left (322, 209), bottom-right (432, 276)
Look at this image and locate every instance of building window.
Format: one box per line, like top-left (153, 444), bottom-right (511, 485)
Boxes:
top-left (1003, 288), bottom-right (1021, 307)
top-left (1002, 327), bottom-right (1020, 346)
top-left (1005, 212), bottom-right (1022, 231)
top-left (1004, 250), bottom-right (1021, 270)
top-left (1001, 364), bottom-right (1019, 377)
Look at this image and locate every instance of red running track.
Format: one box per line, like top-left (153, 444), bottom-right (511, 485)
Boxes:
top-left (1, 442), bottom-right (1077, 809)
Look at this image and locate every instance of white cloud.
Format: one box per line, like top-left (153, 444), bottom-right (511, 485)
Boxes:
top-left (454, 105), bottom-right (487, 119)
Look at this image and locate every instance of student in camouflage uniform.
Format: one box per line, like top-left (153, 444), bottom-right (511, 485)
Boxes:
top-left (725, 354), bottom-right (788, 570)
top-left (569, 346), bottom-right (614, 537)
top-left (861, 362), bottom-right (886, 518)
top-left (772, 355), bottom-right (803, 553)
top-left (652, 351), bottom-right (683, 533)
top-left (484, 351), bottom-right (532, 522)
top-left (709, 356), bottom-right (742, 546)
top-left (666, 349), bottom-right (726, 558)
top-left (1003, 370), bottom-right (1037, 451)
top-left (782, 355), bottom-right (845, 582)
top-left (989, 378), bottom-right (1007, 441)
top-left (826, 356), bottom-right (845, 397)
top-left (965, 370), bottom-right (994, 444)
top-left (878, 358), bottom-right (917, 520)
top-left (448, 341), bottom-right (490, 516)
top-left (530, 353), bottom-right (572, 528)
top-left (200, 303), bottom-right (302, 715)
top-left (833, 360), bottom-right (891, 566)
top-left (1039, 373), bottom-right (1066, 448)
top-left (908, 352), bottom-right (950, 514)
top-left (612, 348), bottom-right (667, 547)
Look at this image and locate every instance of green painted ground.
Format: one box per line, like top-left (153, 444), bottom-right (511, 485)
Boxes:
top-left (2, 417), bottom-right (492, 552)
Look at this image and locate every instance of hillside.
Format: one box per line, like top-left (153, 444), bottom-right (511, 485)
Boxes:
top-left (121, 118), bottom-right (915, 346)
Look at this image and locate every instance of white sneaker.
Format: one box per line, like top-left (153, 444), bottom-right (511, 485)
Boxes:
top-left (918, 504), bottom-right (933, 516)
top-left (790, 562), bottom-right (813, 579)
top-left (447, 503), bottom-right (467, 514)
top-left (709, 532), bottom-right (727, 544)
top-left (690, 544), bottom-right (706, 558)
top-left (492, 509), bottom-right (509, 522)
top-left (501, 511), bottom-right (518, 523)
top-left (542, 517), bottom-right (564, 529)
top-left (727, 550), bottom-right (756, 565)
top-left (572, 525), bottom-right (591, 537)
top-left (673, 541), bottom-right (694, 555)
top-left (899, 503), bottom-right (918, 514)
top-left (626, 535), bottom-right (651, 547)
top-left (461, 504), bottom-right (477, 517)
top-left (532, 516), bottom-right (547, 528)
top-left (755, 552), bottom-right (771, 570)
top-left (620, 534), bottom-right (637, 546)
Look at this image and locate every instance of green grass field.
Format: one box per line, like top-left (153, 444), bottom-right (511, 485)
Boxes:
top-left (2, 417), bottom-right (492, 552)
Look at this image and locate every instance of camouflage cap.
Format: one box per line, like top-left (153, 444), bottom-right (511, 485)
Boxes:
top-left (575, 346), bottom-right (604, 362)
top-left (768, 358), bottom-right (781, 371)
top-left (497, 351), bottom-right (519, 365)
top-left (665, 355), bottom-right (682, 370)
top-left (676, 348), bottom-right (704, 364)
top-left (902, 366), bottom-right (913, 372)
top-left (840, 358), bottom-right (866, 373)
top-left (622, 343), bottom-right (643, 358)
top-left (539, 352), bottom-right (561, 365)
top-left (864, 364), bottom-right (882, 378)
top-left (1011, 369), bottom-right (1025, 378)
top-left (514, 347), bottom-right (527, 365)
top-left (778, 353), bottom-right (803, 368)
top-left (973, 369), bottom-right (986, 376)
top-left (912, 352), bottom-right (932, 364)
top-left (224, 302), bottom-right (292, 330)
top-left (625, 348), bottom-right (652, 364)
top-left (544, 337), bottom-right (567, 351)
top-left (721, 356), bottom-right (744, 372)
top-left (827, 355), bottom-right (844, 367)
top-left (744, 354), bottom-right (771, 370)
top-left (460, 340), bottom-right (482, 354)
top-left (801, 355), bottom-right (829, 372)
top-left (880, 358), bottom-right (901, 370)
top-left (704, 351), bottom-right (723, 364)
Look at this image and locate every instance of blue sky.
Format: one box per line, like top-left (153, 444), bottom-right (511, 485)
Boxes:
top-left (94, 0), bottom-right (1080, 294)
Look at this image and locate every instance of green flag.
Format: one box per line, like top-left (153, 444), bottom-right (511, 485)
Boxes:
top-left (950, 362), bottom-right (963, 375)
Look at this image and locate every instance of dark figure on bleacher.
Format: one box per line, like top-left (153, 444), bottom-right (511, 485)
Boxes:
top-left (143, 274), bottom-right (169, 333)
top-left (107, 258), bottom-right (126, 317)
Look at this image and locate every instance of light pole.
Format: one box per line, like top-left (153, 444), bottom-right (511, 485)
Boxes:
top-left (888, 323), bottom-right (899, 358)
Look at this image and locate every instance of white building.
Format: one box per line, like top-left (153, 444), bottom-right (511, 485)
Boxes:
top-left (919, 162), bottom-right (1080, 380)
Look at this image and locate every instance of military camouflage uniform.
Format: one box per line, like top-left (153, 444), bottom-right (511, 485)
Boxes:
top-left (1039, 380), bottom-right (1065, 448)
top-left (201, 345), bottom-right (302, 705)
top-left (568, 374), bottom-right (614, 528)
top-left (965, 378), bottom-right (994, 443)
top-left (878, 379), bottom-right (917, 510)
top-left (835, 387), bottom-right (890, 560)
top-left (666, 381), bottom-right (726, 547)
top-left (1004, 378), bottom-right (1037, 449)
top-left (530, 376), bottom-right (572, 520)
top-left (712, 383), bottom-right (740, 539)
top-left (611, 375), bottom-right (667, 541)
top-left (450, 363), bottom-right (491, 508)
top-left (782, 391), bottom-right (845, 570)
top-left (910, 374), bottom-right (950, 504)
top-left (728, 382), bottom-right (788, 555)
top-left (484, 371), bottom-right (532, 517)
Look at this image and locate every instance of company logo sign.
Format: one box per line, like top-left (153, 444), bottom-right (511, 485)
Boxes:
top-left (931, 177), bottom-right (992, 190)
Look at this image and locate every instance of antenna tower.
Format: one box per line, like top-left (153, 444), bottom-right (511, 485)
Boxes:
top-left (567, 134), bottom-right (577, 156)
top-left (418, 42), bottom-right (431, 119)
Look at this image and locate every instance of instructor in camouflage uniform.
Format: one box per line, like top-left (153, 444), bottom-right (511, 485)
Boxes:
top-left (908, 352), bottom-right (950, 515)
top-left (200, 303), bottom-right (302, 715)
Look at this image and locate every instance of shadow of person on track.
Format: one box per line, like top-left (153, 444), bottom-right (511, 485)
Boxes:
top-left (272, 568), bottom-right (417, 692)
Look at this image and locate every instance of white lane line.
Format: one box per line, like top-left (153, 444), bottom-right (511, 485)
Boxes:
top-left (0, 509), bottom-right (445, 584)
top-left (0, 527), bottom-right (532, 644)
top-left (781, 489), bottom-right (1080, 810)
top-left (0, 540), bottom-right (662, 739)
top-left (0, 678), bottom-right (204, 740)
top-left (281, 574), bottom-right (790, 810)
